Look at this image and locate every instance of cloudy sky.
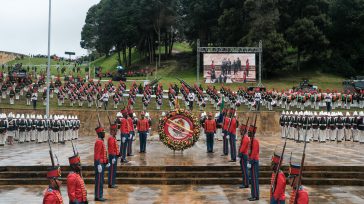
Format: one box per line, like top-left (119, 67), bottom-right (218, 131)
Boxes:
top-left (0, 0), bottom-right (100, 57)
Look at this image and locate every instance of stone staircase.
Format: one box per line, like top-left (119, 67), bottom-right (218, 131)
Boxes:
top-left (0, 165), bottom-right (363, 186)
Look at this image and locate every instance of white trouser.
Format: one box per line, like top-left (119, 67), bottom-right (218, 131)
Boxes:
top-left (52, 131), bottom-right (59, 143)
top-left (313, 129), bottom-right (319, 141)
top-left (19, 131), bottom-right (26, 143)
top-left (0, 133), bottom-right (6, 145)
top-left (116, 129), bottom-right (121, 141)
top-left (337, 129), bottom-right (345, 141)
top-left (216, 128), bottom-right (222, 140)
top-left (352, 129), bottom-right (359, 142)
top-left (319, 129), bottom-right (326, 142)
top-left (359, 130), bottom-right (364, 143)
top-left (281, 127), bottom-right (285, 138)
top-left (344, 128), bottom-right (352, 141)
top-left (31, 130), bottom-right (36, 141)
top-left (329, 129), bottom-right (336, 141)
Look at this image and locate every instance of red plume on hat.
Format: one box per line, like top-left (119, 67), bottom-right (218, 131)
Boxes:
top-left (271, 153), bottom-right (282, 164)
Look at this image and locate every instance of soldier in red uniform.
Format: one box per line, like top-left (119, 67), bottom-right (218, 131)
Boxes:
top-left (227, 109), bottom-right (238, 162)
top-left (127, 109), bottom-right (135, 156)
top-left (204, 112), bottom-right (217, 153)
top-left (94, 126), bottom-right (108, 201)
top-left (119, 109), bottom-right (130, 163)
top-left (238, 122), bottom-right (250, 189)
top-left (288, 164), bottom-right (309, 204)
top-left (270, 154), bottom-right (286, 204)
top-left (108, 123), bottom-right (120, 188)
top-left (67, 154), bottom-right (88, 204)
top-left (43, 167), bottom-right (63, 204)
top-left (248, 122), bottom-right (260, 201)
top-left (137, 112), bottom-right (150, 153)
top-left (221, 109), bottom-right (230, 156)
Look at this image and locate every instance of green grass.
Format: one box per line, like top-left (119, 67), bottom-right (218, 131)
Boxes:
top-left (171, 42), bottom-right (193, 53)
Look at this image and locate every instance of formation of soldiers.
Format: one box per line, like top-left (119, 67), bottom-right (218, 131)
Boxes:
top-left (0, 112), bottom-right (80, 146)
top-left (280, 110), bottom-right (364, 143)
top-left (1, 71), bottom-right (364, 112)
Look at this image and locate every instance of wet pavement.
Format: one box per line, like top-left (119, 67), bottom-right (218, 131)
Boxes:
top-left (0, 133), bottom-right (363, 167)
top-left (0, 184), bottom-right (364, 204)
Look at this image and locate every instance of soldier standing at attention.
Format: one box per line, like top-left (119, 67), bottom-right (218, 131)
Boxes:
top-left (248, 121), bottom-right (260, 201)
top-left (227, 109), bottom-right (238, 162)
top-left (119, 109), bottom-right (130, 163)
top-left (204, 112), bottom-right (217, 153)
top-left (238, 122), bottom-right (250, 189)
top-left (67, 153), bottom-right (88, 204)
top-left (43, 167), bottom-right (63, 204)
top-left (107, 123), bottom-right (120, 188)
top-left (137, 112), bottom-right (150, 153)
top-left (288, 163), bottom-right (309, 204)
top-left (94, 125), bottom-right (109, 201)
top-left (270, 154), bottom-right (286, 204)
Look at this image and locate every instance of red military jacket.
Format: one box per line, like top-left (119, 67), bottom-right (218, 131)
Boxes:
top-left (239, 135), bottom-right (250, 155)
top-left (137, 119), bottom-right (150, 132)
top-left (204, 119), bottom-right (216, 133)
top-left (43, 187), bottom-right (63, 204)
top-left (249, 138), bottom-right (260, 160)
top-left (108, 136), bottom-right (120, 156)
top-left (289, 187), bottom-right (309, 204)
top-left (127, 117), bottom-right (134, 132)
top-left (120, 118), bottom-right (129, 134)
top-left (222, 117), bottom-right (230, 131)
top-left (270, 171), bottom-right (286, 201)
top-left (94, 139), bottom-right (107, 164)
top-left (228, 117), bottom-right (237, 135)
top-left (67, 172), bottom-right (87, 203)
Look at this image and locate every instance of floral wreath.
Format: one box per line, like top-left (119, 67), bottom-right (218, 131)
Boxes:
top-left (159, 109), bottom-right (200, 151)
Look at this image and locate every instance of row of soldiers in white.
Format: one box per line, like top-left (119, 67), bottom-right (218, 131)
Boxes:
top-left (280, 110), bottom-right (364, 143)
top-left (0, 113), bottom-right (80, 146)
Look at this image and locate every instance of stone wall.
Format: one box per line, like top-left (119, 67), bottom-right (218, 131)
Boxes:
top-left (0, 109), bottom-right (280, 137)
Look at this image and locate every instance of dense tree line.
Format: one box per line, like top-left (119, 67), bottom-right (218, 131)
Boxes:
top-left (81, 0), bottom-right (364, 77)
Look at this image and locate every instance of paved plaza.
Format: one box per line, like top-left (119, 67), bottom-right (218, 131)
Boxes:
top-left (0, 133), bottom-right (362, 167)
top-left (0, 184), bottom-right (364, 204)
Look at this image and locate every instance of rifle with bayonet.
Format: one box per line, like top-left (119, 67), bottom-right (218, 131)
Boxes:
top-left (271, 124), bottom-right (289, 194)
top-left (176, 78), bottom-right (195, 93)
top-left (249, 114), bottom-right (258, 156)
top-left (294, 117), bottom-right (310, 204)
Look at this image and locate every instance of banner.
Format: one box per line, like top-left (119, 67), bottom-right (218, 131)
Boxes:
top-left (203, 53), bottom-right (256, 83)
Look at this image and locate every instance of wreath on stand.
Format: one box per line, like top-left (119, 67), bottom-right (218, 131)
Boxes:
top-left (158, 109), bottom-right (200, 151)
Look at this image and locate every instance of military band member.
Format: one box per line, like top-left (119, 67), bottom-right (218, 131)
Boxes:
top-left (270, 154), bottom-right (286, 204)
top-left (43, 166), bottom-right (63, 204)
top-left (311, 112), bottom-right (319, 142)
top-left (67, 153), bottom-right (88, 204)
top-left (137, 112), bottom-right (150, 153)
top-left (288, 164), bottom-right (309, 204)
top-left (94, 125), bottom-right (108, 201)
top-left (9, 87), bottom-right (15, 104)
top-left (26, 114), bottom-right (32, 142)
top-left (248, 123), bottom-right (259, 201)
top-left (37, 115), bottom-right (46, 143)
top-left (204, 113), bottom-right (216, 153)
top-left (52, 115), bottom-right (60, 143)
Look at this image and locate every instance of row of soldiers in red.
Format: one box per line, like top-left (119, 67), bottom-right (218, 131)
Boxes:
top-left (43, 146), bottom-right (87, 203)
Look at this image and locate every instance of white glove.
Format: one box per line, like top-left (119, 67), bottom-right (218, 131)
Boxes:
top-left (122, 137), bottom-right (126, 143)
top-left (227, 135), bottom-right (230, 140)
top-left (247, 163), bottom-right (251, 169)
top-left (97, 164), bottom-right (102, 173)
top-left (106, 163), bottom-right (110, 168)
top-left (112, 158), bottom-right (116, 164)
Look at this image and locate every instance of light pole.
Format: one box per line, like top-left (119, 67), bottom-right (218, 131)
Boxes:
top-left (46, 0), bottom-right (52, 117)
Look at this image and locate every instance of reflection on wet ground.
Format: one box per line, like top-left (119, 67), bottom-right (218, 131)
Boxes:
top-left (0, 134), bottom-right (362, 166)
top-left (1, 184), bottom-right (364, 204)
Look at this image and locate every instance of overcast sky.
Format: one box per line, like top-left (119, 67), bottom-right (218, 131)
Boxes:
top-left (0, 0), bottom-right (100, 57)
